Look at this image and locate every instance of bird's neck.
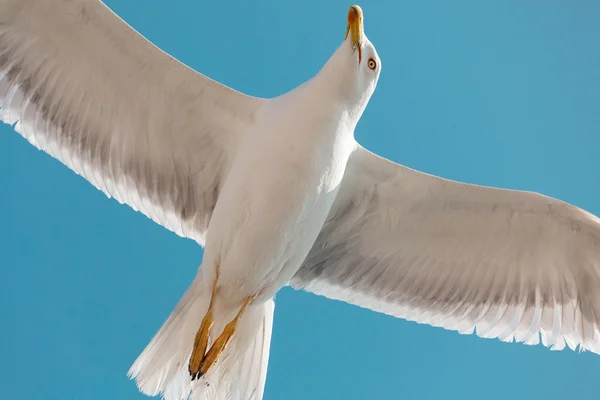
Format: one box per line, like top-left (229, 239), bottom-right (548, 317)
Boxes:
top-left (311, 40), bottom-right (370, 126)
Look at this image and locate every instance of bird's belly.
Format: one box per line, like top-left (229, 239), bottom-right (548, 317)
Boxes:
top-left (204, 171), bottom-right (338, 305)
top-left (202, 134), bottom-right (350, 305)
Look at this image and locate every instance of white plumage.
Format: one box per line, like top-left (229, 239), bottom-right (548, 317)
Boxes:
top-left (291, 148), bottom-right (600, 352)
top-left (2, 1), bottom-right (600, 400)
top-left (0, 0), bottom-right (263, 246)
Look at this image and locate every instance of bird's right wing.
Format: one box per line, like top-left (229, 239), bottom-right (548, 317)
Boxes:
top-left (292, 144), bottom-right (600, 353)
top-left (0, 0), bottom-right (265, 245)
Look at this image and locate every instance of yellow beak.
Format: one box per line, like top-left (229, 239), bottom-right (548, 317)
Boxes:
top-left (345, 5), bottom-right (363, 63)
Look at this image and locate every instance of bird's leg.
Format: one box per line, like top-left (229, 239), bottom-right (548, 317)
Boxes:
top-left (195, 294), bottom-right (255, 378)
top-left (189, 268), bottom-right (219, 380)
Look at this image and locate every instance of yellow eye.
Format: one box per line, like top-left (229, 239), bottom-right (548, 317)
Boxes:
top-left (367, 58), bottom-right (377, 70)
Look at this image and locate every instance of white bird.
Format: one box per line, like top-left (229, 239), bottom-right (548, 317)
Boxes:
top-left (2, 1), bottom-right (600, 399)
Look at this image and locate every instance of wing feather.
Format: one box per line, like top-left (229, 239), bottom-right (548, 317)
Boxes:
top-left (292, 144), bottom-right (600, 353)
top-left (0, 0), bottom-right (264, 245)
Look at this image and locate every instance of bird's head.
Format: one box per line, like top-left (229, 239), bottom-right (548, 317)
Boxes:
top-left (316, 5), bottom-right (381, 123)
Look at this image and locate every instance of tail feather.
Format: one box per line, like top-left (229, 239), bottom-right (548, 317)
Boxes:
top-left (128, 273), bottom-right (275, 400)
top-left (128, 276), bottom-right (206, 395)
top-left (236, 299), bottom-right (274, 400)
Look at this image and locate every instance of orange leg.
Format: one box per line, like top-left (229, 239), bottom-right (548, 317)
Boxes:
top-left (195, 295), bottom-right (255, 378)
top-left (189, 269), bottom-right (219, 380)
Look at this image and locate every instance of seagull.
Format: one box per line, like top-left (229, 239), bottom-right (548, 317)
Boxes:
top-left (2, 1), bottom-right (600, 399)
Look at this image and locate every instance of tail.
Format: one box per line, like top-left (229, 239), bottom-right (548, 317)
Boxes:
top-left (128, 273), bottom-right (275, 400)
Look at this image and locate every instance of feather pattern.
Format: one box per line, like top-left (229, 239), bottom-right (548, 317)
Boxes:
top-left (292, 144), bottom-right (600, 353)
top-left (0, 0), bottom-right (264, 245)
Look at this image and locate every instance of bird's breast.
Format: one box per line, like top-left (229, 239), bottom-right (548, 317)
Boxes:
top-left (202, 100), bottom-right (356, 303)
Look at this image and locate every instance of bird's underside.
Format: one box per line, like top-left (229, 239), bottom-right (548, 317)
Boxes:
top-left (2, 0), bottom-right (600, 399)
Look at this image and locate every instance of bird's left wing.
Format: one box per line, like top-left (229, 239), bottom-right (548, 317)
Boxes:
top-left (291, 144), bottom-right (600, 353)
top-left (0, 0), bottom-right (264, 245)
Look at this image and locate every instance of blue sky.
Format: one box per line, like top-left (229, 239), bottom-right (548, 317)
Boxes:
top-left (1, 1), bottom-right (600, 399)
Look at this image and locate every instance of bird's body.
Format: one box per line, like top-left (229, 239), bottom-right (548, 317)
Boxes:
top-left (2, 1), bottom-right (600, 399)
top-left (203, 69), bottom-right (357, 306)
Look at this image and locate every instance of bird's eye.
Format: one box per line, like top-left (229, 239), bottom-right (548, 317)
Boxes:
top-left (367, 58), bottom-right (377, 71)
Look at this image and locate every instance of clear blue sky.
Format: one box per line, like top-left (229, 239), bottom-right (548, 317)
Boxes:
top-left (1, 1), bottom-right (599, 399)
